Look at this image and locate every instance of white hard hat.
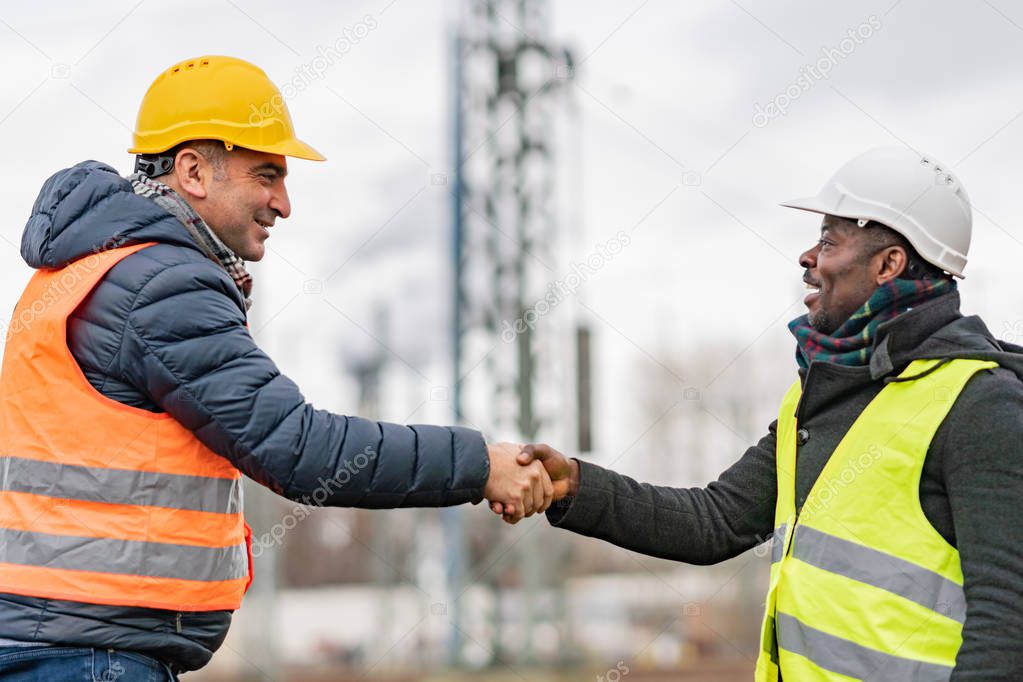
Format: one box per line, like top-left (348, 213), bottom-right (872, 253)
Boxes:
top-left (781, 147), bottom-right (972, 277)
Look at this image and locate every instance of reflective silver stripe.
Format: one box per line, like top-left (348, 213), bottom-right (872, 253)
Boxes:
top-left (776, 612), bottom-right (953, 681)
top-left (0, 528), bottom-right (248, 582)
top-left (770, 523), bottom-right (788, 564)
top-left (792, 525), bottom-right (966, 623)
top-left (0, 456), bottom-right (240, 514)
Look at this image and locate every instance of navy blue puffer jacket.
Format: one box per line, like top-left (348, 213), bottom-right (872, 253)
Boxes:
top-left (0, 161), bottom-right (489, 671)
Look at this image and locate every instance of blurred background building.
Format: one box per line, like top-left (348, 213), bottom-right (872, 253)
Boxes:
top-left (3, 0), bottom-right (1022, 679)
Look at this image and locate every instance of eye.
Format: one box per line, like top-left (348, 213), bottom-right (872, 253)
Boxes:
top-left (818, 237), bottom-right (834, 249)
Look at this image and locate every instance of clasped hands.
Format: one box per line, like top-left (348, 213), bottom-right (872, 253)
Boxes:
top-left (482, 442), bottom-right (579, 524)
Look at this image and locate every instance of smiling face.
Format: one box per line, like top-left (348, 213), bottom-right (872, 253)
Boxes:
top-left (798, 215), bottom-right (910, 334)
top-left (161, 143), bottom-right (292, 261)
top-left (201, 148), bottom-right (291, 261)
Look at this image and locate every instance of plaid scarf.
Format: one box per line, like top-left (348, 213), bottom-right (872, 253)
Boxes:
top-left (788, 278), bottom-right (956, 369)
top-left (129, 173), bottom-right (253, 310)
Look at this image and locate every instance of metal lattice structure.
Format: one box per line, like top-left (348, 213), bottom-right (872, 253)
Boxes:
top-left (446, 0), bottom-right (577, 667)
top-left (453, 0), bottom-right (573, 447)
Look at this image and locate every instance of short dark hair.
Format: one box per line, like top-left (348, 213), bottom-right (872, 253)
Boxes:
top-left (135, 139), bottom-right (227, 179)
top-left (860, 220), bottom-right (950, 281)
top-left (170, 140), bottom-right (226, 171)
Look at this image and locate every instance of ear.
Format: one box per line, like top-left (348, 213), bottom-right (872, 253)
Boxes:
top-left (170, 147), bottom-right (210, 200)
top-left (874, 245), bottom-right (908, 285)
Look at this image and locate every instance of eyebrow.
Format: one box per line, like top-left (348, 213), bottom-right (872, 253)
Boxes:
top-left (251, 162), bottom-right (287, 178)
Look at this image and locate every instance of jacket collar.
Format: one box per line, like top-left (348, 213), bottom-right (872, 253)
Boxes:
top-left (867, 291), bottom-right (963, 380)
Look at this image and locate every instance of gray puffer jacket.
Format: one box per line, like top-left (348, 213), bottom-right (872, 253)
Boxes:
top-left (0, 161), bottom-right (490, 672)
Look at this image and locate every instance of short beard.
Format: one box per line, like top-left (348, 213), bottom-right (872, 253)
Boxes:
top-left (808, 307), bottom-right (840, 335)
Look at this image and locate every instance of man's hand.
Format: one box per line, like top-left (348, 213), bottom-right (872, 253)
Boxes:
top-left (483, 442), bottom-right (554, 523)
top-left (490, 443), bottom-right (579, 522)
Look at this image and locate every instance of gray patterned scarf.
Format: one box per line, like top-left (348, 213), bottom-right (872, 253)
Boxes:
top-left (129, 173), bottom-right (253, 310)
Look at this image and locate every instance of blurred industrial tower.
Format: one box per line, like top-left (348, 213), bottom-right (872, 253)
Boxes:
top-left (447, 0), bottom-right (585, 668)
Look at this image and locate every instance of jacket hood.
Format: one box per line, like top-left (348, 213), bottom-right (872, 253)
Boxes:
top-left (22, 160), bottom-right (200, 269)
top-left (869, 290), bottom-right (1023, 381)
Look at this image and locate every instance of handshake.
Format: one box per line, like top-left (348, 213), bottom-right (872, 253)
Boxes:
top-left (482, 442), bottom-right (580, 523)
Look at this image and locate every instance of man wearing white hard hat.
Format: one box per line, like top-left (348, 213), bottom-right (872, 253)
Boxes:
top-left (514, 147), bottom-right (1023, 679)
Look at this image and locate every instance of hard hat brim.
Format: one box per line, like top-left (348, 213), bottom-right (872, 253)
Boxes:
top-left (780, 195), bottom-right (877, 227)
top-left (249, 137), bottom-right (326, 162)
top-left (779, 196), bottom-right (837, 217)
top-left (128, 136), bottom-right (326, 162)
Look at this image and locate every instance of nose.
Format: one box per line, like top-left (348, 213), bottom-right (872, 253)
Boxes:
top-left (799, 242), bottom-right (819, 270)
top-left (270, 180), bottom-right (292, 220)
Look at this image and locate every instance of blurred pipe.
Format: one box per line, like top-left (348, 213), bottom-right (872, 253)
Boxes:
top-left (576, 324), bottom-right (592, 452)
top-left (444, 25), bottom-right (468, 669)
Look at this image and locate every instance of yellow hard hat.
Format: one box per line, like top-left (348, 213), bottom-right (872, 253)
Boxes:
top-left (129, 55), bottom-right (325, 161)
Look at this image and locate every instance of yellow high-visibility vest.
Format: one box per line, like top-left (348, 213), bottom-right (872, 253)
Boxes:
top-left (755, 358), bottom-right (996, 681)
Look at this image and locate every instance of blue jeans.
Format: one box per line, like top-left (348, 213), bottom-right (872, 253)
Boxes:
top-left (0, 646), bottom-right (177, 681)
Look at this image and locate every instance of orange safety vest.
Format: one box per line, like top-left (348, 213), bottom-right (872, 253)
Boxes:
top-left (0, 243), bottom-right (252, 612)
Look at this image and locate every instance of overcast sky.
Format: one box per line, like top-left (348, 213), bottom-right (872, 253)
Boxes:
top-left (2, 0), bottom-right (1023, 479)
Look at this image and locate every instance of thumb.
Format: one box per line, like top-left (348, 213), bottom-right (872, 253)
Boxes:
top-left (516, 444), bottom-right (536, 466)
top-left (530, 443), bottom-right (559, 462)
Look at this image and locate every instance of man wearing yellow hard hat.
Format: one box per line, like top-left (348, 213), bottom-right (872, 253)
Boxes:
top-left (0, 56), bottom-right (552, 679)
